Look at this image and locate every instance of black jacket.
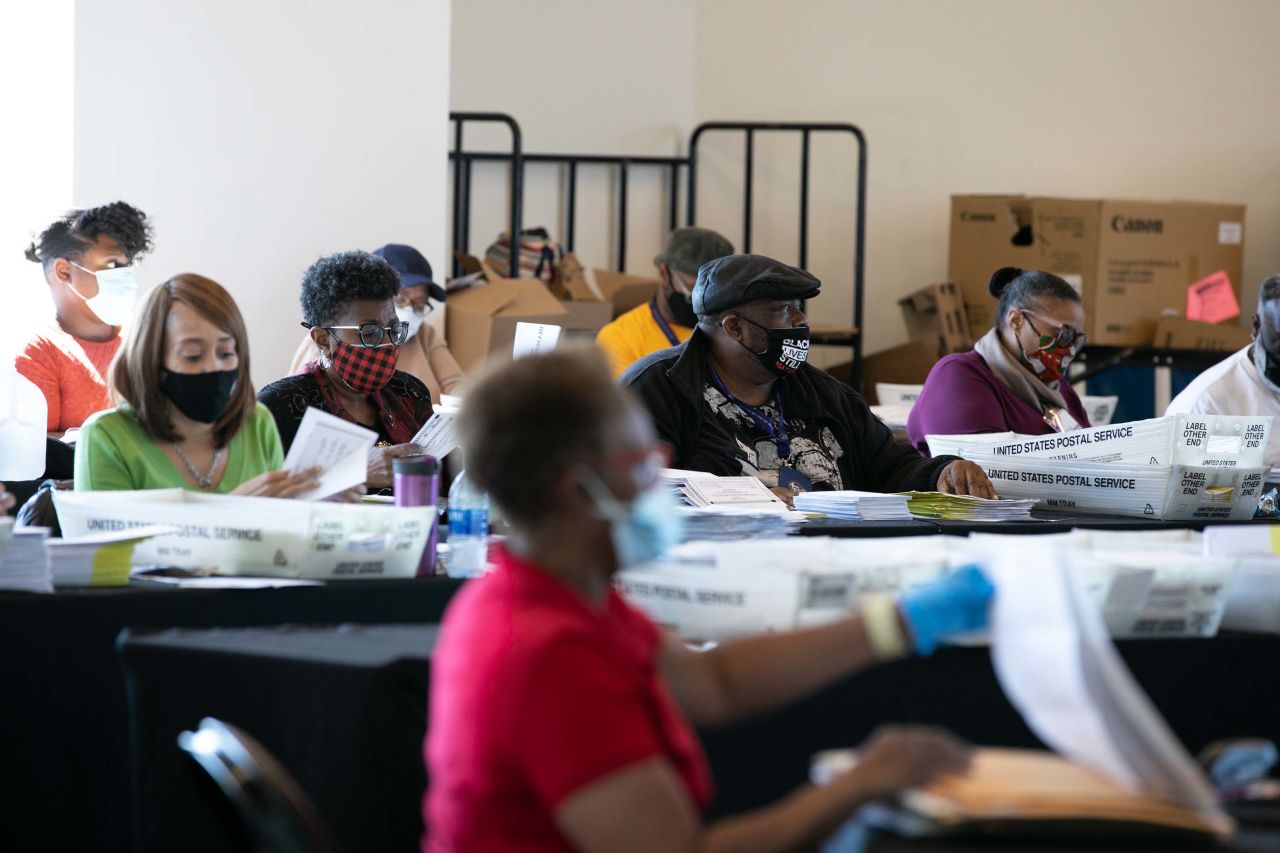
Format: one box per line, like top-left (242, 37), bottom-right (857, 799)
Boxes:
top-left (620, 329), bottom-right (956, 493)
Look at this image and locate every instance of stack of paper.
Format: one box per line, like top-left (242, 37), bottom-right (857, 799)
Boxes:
top-left (926, 432), bottom-right (1017, 458)
top-left (898, 491), bottom-right (1038, 522)
top-left (792, 490), bottom-right (911, 521)
top-left (0, 525), bottom-right (52, 593)
top-left (45, 525), bottom-right (176, 587)
top-left (869, 404), bottom-right (913, 430)
top-left (679, 506), bottom-right (803, 541)
top-left (661, 469), bottom-right (789, 512)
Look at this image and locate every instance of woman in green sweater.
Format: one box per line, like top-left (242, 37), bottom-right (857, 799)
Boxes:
top-left (75, 273), bottom-right (321, 496)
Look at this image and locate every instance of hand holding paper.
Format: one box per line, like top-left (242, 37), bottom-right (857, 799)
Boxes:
top-left (282, 407), bottom-right (378, 501)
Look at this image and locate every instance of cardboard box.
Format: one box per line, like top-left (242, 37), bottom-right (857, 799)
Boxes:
top-left (859, 341), bottom-right (939, 398)
top-left (948, 196), bottom-right (1246, 346)
top-left (1152, 316), bottom-right (1252, 352)
top-left (899, 282), bottom-right (971, 356)
top-left (453, 252), bottom-right (616, 349)
top-left (445, 268), bottom-right (568, 373)
top-left (560, 263), bottom-right (660, 319)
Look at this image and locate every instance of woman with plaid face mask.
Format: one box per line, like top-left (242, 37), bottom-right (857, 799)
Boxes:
top-left (259, 250), bottom-right (435, 491)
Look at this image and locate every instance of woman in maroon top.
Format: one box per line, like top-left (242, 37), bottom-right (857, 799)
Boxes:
top-left (908, 267), bottom-right (1091, 455)
top-left (426, 349), bottom-right (995, 853)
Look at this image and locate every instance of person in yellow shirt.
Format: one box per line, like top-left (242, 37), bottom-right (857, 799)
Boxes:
top-left (596, 227), bottom-right (733, 378)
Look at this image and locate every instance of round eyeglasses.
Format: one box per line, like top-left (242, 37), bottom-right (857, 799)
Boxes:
top-left (302, 320), bottom-right (408, 348)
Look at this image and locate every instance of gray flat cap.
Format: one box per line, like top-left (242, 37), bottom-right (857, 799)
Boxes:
top-left (692, 253), bottom-right (821, 316)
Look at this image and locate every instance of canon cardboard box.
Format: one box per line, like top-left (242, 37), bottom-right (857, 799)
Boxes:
top-left (1152, 316), bottom-right (1252, 352)
top-left (948, 196), bottom-right (1246, 346)
top-left (899, 282), bottom-right (971, 356)
top-left (445, 266), bottom-right (569, 373)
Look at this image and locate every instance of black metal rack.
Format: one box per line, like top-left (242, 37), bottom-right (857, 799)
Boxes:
top-left (686, 122), bottom-right (867, 383)
top-left (448, 112), bottom-right (868, 379)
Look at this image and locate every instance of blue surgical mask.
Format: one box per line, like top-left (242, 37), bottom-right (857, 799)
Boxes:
top-left (70, 263), bottom-right (139, 326)
top-left (579, 469), bottom-right (685, 569)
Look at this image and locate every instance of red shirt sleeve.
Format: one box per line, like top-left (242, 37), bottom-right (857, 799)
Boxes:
top-left (14, 340), bottom-right (60, 432)
top-left (512, 634), bottom-right (665, 811)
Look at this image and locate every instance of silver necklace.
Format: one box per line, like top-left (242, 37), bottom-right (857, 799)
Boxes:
top-left (172, 443), bottom-right (226, 490)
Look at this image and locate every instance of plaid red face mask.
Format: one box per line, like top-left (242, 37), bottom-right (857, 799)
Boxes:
top-left (329, 339), bottom-right (398, 394)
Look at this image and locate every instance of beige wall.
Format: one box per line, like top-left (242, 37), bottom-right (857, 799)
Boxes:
top-left (455, 0), bottom-right (1280, 363)
top-left (451, 0), bottom-right (698, 277)
top-left (696, 0), bottom-right (1280, 359)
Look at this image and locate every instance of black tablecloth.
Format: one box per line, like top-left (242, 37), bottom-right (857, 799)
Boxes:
top-left (120, 625), bottom-right (1280, 853)
top-left (0, 578), bottom-right (462, 853)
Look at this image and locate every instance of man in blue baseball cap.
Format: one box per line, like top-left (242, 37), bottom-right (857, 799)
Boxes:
top-left (289, 243), bottom-right (465, 402)
top-left (621, 253), bottom-right (996, 505)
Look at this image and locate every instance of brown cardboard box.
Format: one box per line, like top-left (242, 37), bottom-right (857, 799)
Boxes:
top-left (859, 341), bottom-right (939, 399)
top-left (452, 254), bottom-right (612, 348)
top-left (560, 265), bottom-right (660, 319)
top-left (899, 282), bottom-right (971, 356)
top-left (445, 267), bottom-right (569, 373)
top-left (948, 195), bottom-right (1246, 346)
top-left (1152, 316), bottom-right (1252, 352)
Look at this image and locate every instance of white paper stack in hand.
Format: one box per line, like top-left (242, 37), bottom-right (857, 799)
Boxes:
top-left (0, 524), bottom-right (52, 593)
top-left (792, 490), bottom-right (912, 521)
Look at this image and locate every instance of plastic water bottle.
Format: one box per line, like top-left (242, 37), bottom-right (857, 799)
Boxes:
top-left (446, 469), bottom-right (489, 578)
top-left (0, 366), bottom-right (47, 481)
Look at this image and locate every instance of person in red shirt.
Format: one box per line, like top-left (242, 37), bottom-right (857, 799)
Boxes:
top-left (425, 348), bottom-right (995, 852)
top-left (16, 202), bottom-right (153, 436)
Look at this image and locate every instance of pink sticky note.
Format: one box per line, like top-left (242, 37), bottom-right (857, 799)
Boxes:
top-left (1186, 271), bottom-right (1240, 325)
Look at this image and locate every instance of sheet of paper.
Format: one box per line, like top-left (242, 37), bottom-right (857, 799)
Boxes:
top-left (1186, 270), bottom-right (1239, 324)
top-left (988, 546), bottom-right (1222, 813)
top-left (410, 412), bottom-right (459, 459)
top-left (282, 407), bottom-right (377, 501)
top-left (512, 322), bottom-right (561, 358)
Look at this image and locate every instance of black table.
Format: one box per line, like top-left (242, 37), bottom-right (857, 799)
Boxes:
top-left (0, 578), bottom-right (462, 853)
top-left (802, 512), bottom-right (1280, 538)
top-left (120, 625), bottom-right (1280, 853)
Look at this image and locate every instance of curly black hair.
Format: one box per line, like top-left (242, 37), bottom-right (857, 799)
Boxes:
top-left (25, 201), bottom-right (153, 268)
top-left (300, 250), bottom-right (401, 327)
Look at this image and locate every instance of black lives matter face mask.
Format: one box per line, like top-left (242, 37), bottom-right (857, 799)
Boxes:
top-left (737, 316), bottom-right (811, 377)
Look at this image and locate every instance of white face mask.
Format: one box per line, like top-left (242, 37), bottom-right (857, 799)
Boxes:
top-left (394, 304), bottom-right (426, 340)
top-left (70, 263), bottom-right (138, 326)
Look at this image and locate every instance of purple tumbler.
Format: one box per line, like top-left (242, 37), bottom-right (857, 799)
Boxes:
top-left (393, 454), bottom-right (440, 576)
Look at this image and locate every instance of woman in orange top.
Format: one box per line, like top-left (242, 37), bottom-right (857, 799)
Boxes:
top-left (15, 202), bottom-right (153, 437)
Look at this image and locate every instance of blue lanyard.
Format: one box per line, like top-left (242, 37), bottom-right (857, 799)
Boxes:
top-left (709, 365), bottom-right (791, 458)
top-left (648, 297), bottom-right (681, 347)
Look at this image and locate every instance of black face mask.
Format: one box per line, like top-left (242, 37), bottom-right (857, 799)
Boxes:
top-left (736, 316), bottom-right (811, 376)
top-left (665, 288), bottom-right (699, 328)
top-left (161, 370), bottom-right (238, 424)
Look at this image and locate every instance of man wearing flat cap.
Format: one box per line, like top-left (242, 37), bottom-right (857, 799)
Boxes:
top-left (622, 254), bottom-right (996, 504)
top-left (597, 226), bottom-right (734, 378)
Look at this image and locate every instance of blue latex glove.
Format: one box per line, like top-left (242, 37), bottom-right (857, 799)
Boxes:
top-left (899, 565), bottom-right (995, 655)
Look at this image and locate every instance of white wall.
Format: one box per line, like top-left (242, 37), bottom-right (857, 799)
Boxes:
top-left (450, 0), bottom-right (697, 276)
top-left (0, 1), bottom-right (73, 358)
top-left (74, 0), bottom-right (453, 390)
top-left (453, 0), bottom-right (1280, 363)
